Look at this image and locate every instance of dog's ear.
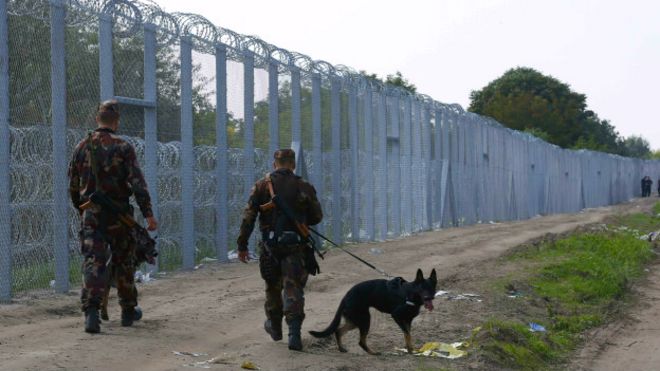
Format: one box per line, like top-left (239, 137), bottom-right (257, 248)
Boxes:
top-left (415, 269), bottom-right (424, 283)
top-left (429, 269), bottom-right (437, 286)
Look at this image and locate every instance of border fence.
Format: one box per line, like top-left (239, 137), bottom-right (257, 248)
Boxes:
top-left (1, 0), bottom-right (659, 301)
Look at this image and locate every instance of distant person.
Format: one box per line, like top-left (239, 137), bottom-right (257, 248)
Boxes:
top-left (641, 177), bottom-right (646, 197)
top-left (642, 176), bottom-right (652, 197)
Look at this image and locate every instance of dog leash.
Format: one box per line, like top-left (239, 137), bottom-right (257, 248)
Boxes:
top-left (309, 227), bottom-right (393, 278)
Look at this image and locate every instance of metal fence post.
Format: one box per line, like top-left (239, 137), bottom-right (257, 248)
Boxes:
top-left (363, 84), bottom-right (375, 241)
top-left (268, 60), bottom-right (278, 155)
top-left (401, 94), bottom-right (412, 233)
top-left (180, 36), bottom-right (195, 269)
top-left (311, 73), bottom-right (323, 234)
top-left (99, 12), bottom-right (113, 101)
top-left (423, 103), bottom-right (432, 230)
top-left (143, 23), bottom-right (159, 270)
top-left (291, 67), bottom-right (301, 144)
top-left (50, 0), bottom-right (69, 293)
top-left (348, 82), bottom-right (359, 242)
top-left (330, 76), bottom-right (342, 244)
top-left (0, 0), bottom-right (12, 301)
top-left (243, 52), bottom-right (255, 253)
top-left (215, 44), bottom-right (228, 262)
top-left (389, 93), bottom-right (401, 236)
top-left (377, 90), bottom-right (388, 240)
top-left (413, 98), bottom-right (423, 230)
top-left (431, 107), bottom-right (442, 228)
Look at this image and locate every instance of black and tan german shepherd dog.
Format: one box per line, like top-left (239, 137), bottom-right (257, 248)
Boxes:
top-left (310, 269), bottom-right (437, 354)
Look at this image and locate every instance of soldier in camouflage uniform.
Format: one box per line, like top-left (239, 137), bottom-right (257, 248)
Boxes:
top-left (237, 149), bottom-right (323, 351)
top-left (68, 100), bottom-right (158, 334)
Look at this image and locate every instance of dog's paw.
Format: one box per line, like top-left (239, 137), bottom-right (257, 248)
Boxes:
top-left (338, 346), bottom-right (348, 353)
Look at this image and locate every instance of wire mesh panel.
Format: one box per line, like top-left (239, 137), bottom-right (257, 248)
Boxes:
top-left (226, 59), bottom-right (245, 256)
top-left (156, 38), bottom-right (183, 271)
top-left (191, 50), bottom-right (217, 263)
top-left (7, 0), bottom-right (55, 295)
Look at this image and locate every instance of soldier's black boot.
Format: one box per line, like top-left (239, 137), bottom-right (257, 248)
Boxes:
top-left (133, 306), bottom-right (143, 321)
top-left (287, 318), bottom-right (303, 351)
top-left (264, 317), bottom-right (283, 341)
top-left (84, 307), bottom-right (101, 334)
top-left (121, 307), bottom-right (136, 327)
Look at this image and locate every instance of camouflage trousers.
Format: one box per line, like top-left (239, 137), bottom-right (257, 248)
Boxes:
top-left (79, 209), bottom-right (137, 311)
top-left (259, 243), bottom-right (309, 323)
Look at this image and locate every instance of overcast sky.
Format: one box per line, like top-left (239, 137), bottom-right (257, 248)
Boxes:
top-left (156, 0), bottom-right (660, 149)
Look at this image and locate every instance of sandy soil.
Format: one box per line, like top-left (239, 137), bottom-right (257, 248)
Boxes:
top-left (0, 199), bottom-right (654, 371)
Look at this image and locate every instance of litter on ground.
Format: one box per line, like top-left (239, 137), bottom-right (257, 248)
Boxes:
top-left (182, 354), bottom-right (235, 369)
top-left (135, 270), bottom-right (153, 283)
top-left (395, 341), bottom-right (468, 359)
top-left (173, 351), bottom-right (208, 357)
top-left (506, 288), bottom-right (524, 298)
top-left (435, 290), bottom-right (482, 302)
top-left (369, 247), bottom-right (384, 255)
top-left (241, 360), bottom-right (260, 370)
top-left (528, 322), bottom-right (546, 332)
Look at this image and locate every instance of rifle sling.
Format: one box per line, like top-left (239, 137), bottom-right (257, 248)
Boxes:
top-left (264, 173), bottom-right (303, 238)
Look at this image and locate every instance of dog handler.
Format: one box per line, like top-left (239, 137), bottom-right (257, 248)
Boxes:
top-left (237, 149), bottom-right (323, 351)
top-left (68, 100), bottom-right (158, 333)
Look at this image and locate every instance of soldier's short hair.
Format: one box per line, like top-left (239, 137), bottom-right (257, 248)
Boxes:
top-left (274, 149), bottom-right (296, 166)
top-left (97, 100), bottom-right (120, 124)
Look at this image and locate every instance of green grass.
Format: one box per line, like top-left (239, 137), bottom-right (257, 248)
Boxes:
top-left (12, 256), bottom-right (82, 294)
top-left (653, 202), bottom-right (660, 216)
top-left (478, 320), bottom-right (560, 370)
top-left (477, 206), bottom-right (660, 370)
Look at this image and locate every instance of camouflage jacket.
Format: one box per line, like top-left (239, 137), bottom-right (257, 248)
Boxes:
top-left (68, 127), bottom-right (153, 218)
top-left (237, 168), bottom-right (323, 251)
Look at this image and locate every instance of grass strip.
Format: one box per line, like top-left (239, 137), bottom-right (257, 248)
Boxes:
top-left (475, 203), bottom-right (660, 370)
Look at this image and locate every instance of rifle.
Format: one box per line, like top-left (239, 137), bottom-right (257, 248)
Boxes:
top-left (259, 175), bottom-right (325, 261)
top-left (80, 192), bottom-right (158, 265)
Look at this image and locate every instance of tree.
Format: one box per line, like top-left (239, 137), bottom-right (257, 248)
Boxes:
top-left (523, 127), bottom-right (551, 142)
top-left (359, 70), bottom-right (417, 94)
top-left (619, 135), bottom-right (652, 159)
top-left (650, 150), bottom-right (660, 160)
top-left (468, 67), bottom-right (629, 155)
top-left (385, 71), bottom-right (417, 93)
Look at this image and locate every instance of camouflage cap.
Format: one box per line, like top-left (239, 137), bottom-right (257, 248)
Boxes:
top-left (273, 149), bottom-right (296, 161)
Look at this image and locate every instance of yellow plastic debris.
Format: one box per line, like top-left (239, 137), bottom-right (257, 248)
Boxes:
top-left (241, 360), bottom-right (260, 370)
top-left (395, 341), bottom-right (468, 359)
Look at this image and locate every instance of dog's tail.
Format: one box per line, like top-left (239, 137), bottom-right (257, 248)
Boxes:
top-left (309, 300), bottom-right (345, 338)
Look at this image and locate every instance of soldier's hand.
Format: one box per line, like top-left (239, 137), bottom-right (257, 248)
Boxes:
top-left (238, 250), bottom-right (249, 264)
top-left (146, 216), bottom-right (158, 231)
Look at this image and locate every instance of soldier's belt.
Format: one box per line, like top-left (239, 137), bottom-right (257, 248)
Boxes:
top-left (265, 243), bottom-right (305, 256)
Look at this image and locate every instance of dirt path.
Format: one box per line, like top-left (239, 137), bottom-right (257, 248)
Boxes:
top-left (575, 243), bottom-right (660, 371)
top-left (0, 199), bottom-right (653, 371)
